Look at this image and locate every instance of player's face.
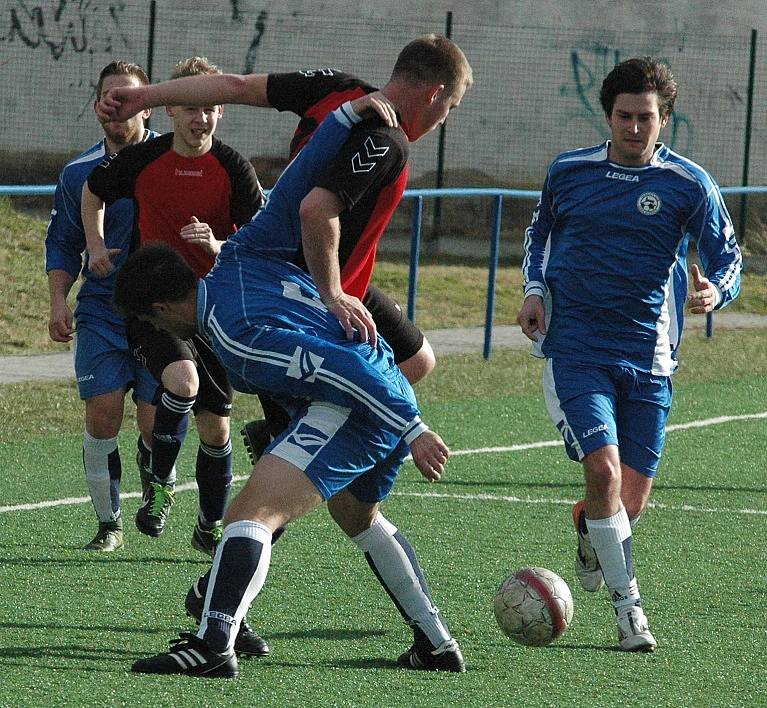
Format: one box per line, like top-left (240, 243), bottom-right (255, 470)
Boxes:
top-left (167, 104), bottom-right (222, 156)
top-left (605, 92), bottom-right (669, 166)
top-left (409, 83), bottom-right (466, 141)
top-left (96, 74), bottom-right (147, 151)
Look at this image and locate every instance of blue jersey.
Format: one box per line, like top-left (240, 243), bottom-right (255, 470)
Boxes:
top-left (204, 105), bottom-right (427, 444)
top-left (45, 131), bottom-right (158, 329)
top-left (522, 141), bottom-right (742, 375)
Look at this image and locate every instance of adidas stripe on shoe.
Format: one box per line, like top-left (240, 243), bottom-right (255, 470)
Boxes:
top-left (131, 632), bottom-right (238, 678)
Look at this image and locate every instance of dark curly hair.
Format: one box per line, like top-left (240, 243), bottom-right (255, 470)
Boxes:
top-left (600, 57), bottom-right (677, 119)
top-left (113, 245), bottom-right (198, 317)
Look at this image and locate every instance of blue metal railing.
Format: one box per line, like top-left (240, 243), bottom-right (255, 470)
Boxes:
top-left (3, 183), bottom-right (764, 358)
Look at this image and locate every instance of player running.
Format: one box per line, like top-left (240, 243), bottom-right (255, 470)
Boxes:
top-left (46, 61), bottom-right (158, 552)
top-left (517, 57), bottom-right (742, 652)
top-left (82, 57), bottom-right (263, 555)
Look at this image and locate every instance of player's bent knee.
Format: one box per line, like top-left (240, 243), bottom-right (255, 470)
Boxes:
top-left (161, 360), bottom-right (199, 398)
top-left (84, 391), bottom-right (126, 438)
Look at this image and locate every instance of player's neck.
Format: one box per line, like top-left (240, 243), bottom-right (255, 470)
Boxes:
top-left (172, 134), bottom-right (214, 158)
top-left (104, 128), bottom-right (146, 156)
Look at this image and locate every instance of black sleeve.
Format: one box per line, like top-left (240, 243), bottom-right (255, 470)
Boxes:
top-left (86, 133), bottom-right (172, 205)
top-left (314, 123), bottom-right (407, 211)
top-left (212, 141), bottom-right (264, 227)
top-left (266, 70), bottom-right (371, 116)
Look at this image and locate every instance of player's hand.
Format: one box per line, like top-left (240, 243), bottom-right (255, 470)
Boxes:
top-left (410, 430), bottom-right (450, 483)
top-left (87, 245), bottom-right (121, 278)
top-left (687, 263), bottom-right (719, 314)
top-left (324, 292), bottom-right (378, 347)
top-left (349, 91), bottom-right (398, 127)
top-left (180, 216), bottom-right (220, 256)
top-left (517, 294), bottom-right (547, 342)
top-left (96, 85), bottom-right (146, 123)
top-left (48, 302), bottom-right (75, 342)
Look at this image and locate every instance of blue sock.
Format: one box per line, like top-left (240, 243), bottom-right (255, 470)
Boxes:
top-left (199, 521), bottom-right (272, 652)
top-left (196, 439), bottom-right (233, 524)
top-left (151, 390), bottom-right (194, 484)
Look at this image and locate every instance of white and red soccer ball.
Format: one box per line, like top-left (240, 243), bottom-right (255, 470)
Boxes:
top-left (494, 567), bottom-right (574, 646)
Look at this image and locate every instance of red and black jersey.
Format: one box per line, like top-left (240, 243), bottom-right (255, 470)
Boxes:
top-left (87, 133), bottom-right (263, 277)
top-left (267, 70), bottom-right (409, 299)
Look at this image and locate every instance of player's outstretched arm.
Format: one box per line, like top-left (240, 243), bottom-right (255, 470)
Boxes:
top-left (517, 294), bottom-right (547, 342)
top-left (410, 430), bottom-right (450, 483)
top-left (97, 73), bottom-right (271, 123)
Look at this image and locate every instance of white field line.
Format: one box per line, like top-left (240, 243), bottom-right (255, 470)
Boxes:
top-left (2, 411), bottom-right (766, 516)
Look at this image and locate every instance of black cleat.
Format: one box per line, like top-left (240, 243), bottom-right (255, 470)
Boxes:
top-left (83, 519), bottom-right (124, 552)
top-left (185, 579), bottom-right (270, 658)
top-left (131, 632), bottom-right (238, 678)
top-left (135, 482), bottom-right (175, 537)
top-left (397, 639), bottom-right (466, 673)
top-left (240, 419), bottom-right (272, 466)
top-left (191, 520), bottom-right (222, 557)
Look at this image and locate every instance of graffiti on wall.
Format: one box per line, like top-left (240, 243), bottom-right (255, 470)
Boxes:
top-left (560, 45), bottom-right (693, 153)
top-left (1, 1), bottom-right (134, 60)
top-left (1, 1), bottom-right (137, 117)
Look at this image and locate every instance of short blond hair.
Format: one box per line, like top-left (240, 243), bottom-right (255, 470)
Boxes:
top-left (391, 35), bottom-right (473, 96)
top-left (171, 56), bottom-right (221, 80)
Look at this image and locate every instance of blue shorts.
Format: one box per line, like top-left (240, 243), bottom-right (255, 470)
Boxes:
top-left (268, 400), bottom-right (410, 502)
top-left (74, 321), bottom-right (158, 403)
top-left (542, 359), bottom-right (672, 478)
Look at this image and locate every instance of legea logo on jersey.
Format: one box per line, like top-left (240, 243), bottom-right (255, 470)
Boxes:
top-left (351, 137), bottom-right (389, 173)
top-left (637, 192), bottom-right (661, 215)
top-left (606, 170), bottom-right (639, 183)
top-left (287, 345), bottom-right (324, 382)
top-left (286, 422), bottom-right (330, 454)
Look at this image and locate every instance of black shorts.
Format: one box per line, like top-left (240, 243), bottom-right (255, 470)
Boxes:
top-left (363, 284), bottom-right (424, 364)
top-left (126, 318), bottom-right (233, 417)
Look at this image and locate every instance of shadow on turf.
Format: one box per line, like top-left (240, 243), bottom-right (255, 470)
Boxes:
top-left (267, 627), bottom-right (387, 641)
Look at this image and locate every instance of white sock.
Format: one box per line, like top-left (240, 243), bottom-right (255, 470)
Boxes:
top-left (586, 506), bottom-right (640, 612)
top-left (83, 431), bottom-right (120, 522)
top-left (352, 513), bottom-right (451, 648)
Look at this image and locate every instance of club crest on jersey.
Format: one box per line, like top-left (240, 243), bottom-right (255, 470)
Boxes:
top-left (351, 137), bottom-right (389, 173)
top-left (637, 192), bottom-right (661, 215)
top-left (287, 345), bottom-right (324, 382)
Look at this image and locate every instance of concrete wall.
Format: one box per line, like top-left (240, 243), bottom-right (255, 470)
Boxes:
top-left (1, 0), bottom-right (765, 187)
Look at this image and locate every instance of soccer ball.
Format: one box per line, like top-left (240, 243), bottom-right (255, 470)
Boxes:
top-left (494, 567), bottom-right (574, 646)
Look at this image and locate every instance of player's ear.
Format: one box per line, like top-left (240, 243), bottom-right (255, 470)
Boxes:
top-left (142, 107), bottom-right (152, 120)
top-left (217, 105), bottom-right (224, 118)
top-left (165, 106), bottom-right (175, 118)
top-left (426, 84), bottom-right (445, 104)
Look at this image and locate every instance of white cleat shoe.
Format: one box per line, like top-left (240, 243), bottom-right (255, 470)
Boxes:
top-left (572, 501), bottom-right (605, 592)
top-left (617, 606), bottom-right (657, 652)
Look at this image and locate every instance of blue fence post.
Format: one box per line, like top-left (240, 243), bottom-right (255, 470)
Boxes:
top-left (484, 195), bottom-right (503, 359)
top-left (407, 196), bottom-right (424, 324)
